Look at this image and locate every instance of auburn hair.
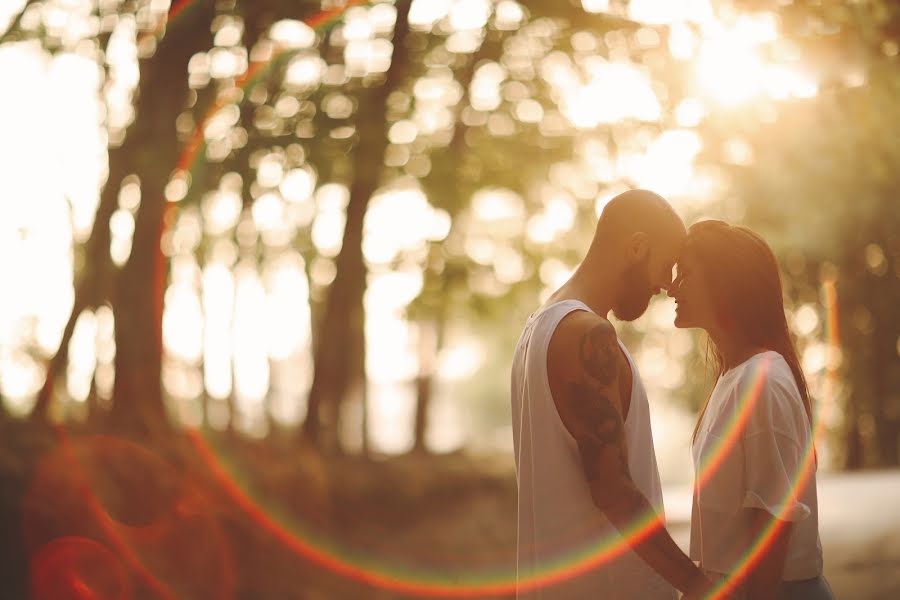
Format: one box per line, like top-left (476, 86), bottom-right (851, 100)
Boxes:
top-left (686, 220), bottom-right (813, 443)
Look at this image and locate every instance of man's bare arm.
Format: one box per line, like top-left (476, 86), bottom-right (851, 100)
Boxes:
top-left (562, 319), bottom-right (713, 598)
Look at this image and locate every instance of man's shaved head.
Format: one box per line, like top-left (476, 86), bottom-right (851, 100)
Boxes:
top-left (595, 189), bottom-right (686, 244)
top-left (588, 189), bottom-right (686, 321)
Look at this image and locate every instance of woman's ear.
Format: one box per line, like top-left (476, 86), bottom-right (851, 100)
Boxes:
top-left (627, 232), bottom-right (650, 263)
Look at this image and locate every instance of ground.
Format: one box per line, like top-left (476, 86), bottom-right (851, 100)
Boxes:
top-left (1, 421), bottom-right (898, 599)
top-left (666, 471), bottom-right (900, 600)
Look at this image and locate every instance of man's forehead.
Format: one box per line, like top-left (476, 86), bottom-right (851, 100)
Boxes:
top-left (658, 230), bottom-right (686, 261)
top-left (675, 244), bottom-right (698, 265)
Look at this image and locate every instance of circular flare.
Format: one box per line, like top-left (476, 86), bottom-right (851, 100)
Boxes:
top-left (29, 536), bottom-right (130, 600)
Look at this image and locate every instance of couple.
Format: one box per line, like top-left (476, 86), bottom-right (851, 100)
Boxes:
top-left (510, 190), bottom-right (834, 600)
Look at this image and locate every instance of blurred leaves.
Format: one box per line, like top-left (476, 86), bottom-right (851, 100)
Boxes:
top-left (1, 0), bottom-right (898, 464)
top-left (714, 0), bottom-right (900, 467)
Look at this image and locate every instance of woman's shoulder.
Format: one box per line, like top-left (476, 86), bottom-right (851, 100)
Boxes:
top-left (714, 351), bottom-right (802, 411)
top-left (756, 351), bottom-right (801, 395)
top-left (739, 352), bottom-right (808, 436)
top-left (731, 350), bottom-right (795, 387)
top-left (724, 351), bottom-right (802, 406)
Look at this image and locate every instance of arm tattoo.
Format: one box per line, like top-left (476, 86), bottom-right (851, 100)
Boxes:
top-left (570, 387), bottom-right (624, 445)
top-left (578, 323), bottom-right (618, 384)
top-left (569, 383), bottom-right (628, 481)
top-left (569, 322), bottom-right (628, 482)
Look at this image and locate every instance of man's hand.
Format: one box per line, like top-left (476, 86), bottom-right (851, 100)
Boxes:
top-left (681, 576), bottom-right (733, 600)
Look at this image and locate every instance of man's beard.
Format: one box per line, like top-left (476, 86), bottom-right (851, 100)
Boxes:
top-left (612, 257), bottom-right (653, 322)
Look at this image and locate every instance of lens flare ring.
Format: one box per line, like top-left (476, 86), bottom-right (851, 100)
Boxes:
top-left (689, 287), bottom-right (836, 600)
top-left (24, 429), bottom-right (235, 600)
top-left (141, 2), bottom-right (836, 598)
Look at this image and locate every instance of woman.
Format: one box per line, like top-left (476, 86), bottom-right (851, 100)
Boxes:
top-left (668, 220), bottom-right (834, 600)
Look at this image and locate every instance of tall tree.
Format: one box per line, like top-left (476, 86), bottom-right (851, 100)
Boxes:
top-left (302, 0), bottom-right (413, 451)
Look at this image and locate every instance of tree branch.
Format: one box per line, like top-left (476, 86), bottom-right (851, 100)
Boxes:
top-left (0, 0), bottom-right (42, 46)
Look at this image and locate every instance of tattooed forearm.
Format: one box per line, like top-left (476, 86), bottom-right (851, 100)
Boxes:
top-left (605, 482), bottom-right (709, 595)
top-left (564, 320), bottom-right (710, 595)
top-left (578, 323), bottom-right (618, 384)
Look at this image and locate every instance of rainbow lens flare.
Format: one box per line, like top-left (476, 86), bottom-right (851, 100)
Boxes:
top-left (69, 2), bottom-right (838, 597)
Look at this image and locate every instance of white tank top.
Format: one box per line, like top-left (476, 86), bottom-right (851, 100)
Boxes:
top-left (511, 300), bottom-right (675, 600)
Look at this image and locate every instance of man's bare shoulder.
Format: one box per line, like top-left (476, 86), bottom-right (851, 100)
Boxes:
top-left (546, 310), bottom-right (629, 474)
top-left (548, 310), bottom-right (620, 385)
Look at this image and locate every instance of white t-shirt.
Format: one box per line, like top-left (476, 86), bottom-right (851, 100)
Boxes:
top-left (690, 351), bottom-right (823, 583)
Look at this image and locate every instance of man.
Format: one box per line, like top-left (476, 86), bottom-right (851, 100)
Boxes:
top-left (511, 189), bottom-right (716, 599)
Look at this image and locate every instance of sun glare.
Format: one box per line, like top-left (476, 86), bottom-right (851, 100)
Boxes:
top-left (627, 0), bottom-right (716, 26)
top-left (693, 14), bottom-right (816, 105)
top-left (623, 129), bottom-right (703, 198)
top-left (202, 261), bottom-right (234, 401)
top-left (557, 59), bottom-right (662, 128)
top-left (0, 0), bottom-right (827, 453)
top-left (231, 262), bottom-right (270, 434)
top-left (66, 309), bottom-right (97, 404)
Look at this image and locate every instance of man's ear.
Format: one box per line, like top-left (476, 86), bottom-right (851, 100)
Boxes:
top-left (626, 232), bottom-right (649, 263)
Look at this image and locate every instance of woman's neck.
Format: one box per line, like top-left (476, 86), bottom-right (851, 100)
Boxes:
top-left (708, 328), bottom-right (768, 371)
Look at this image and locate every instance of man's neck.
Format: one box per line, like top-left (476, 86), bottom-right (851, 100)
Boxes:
top-left (548, 264), bottom-right (615, 319)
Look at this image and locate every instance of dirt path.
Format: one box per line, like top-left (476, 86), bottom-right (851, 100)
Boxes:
top-left (665, 470), bottom-right (900, 600)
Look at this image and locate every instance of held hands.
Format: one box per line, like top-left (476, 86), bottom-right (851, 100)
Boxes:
top-left (681, 574), bottom-right (734, 600)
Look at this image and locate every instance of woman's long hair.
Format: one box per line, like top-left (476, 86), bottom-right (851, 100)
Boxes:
top-left (687, 220), bottom-right (813, 443)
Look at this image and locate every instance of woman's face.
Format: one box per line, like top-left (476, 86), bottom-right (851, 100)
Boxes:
top-left (669, 248), bottom-right (717, 330)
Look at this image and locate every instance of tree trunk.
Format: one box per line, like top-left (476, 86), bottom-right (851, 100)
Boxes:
top-left (32, 298), bottom-right (88, 423)
top-left (351, 325), bottom-right (369, 456)
top-left (303, 0), bottom-right (412, 450)
top-left (408, 30), bottom-right (492, 452)
top-left (843, 394), bottom-right (864, 470)
top-left (31, 112), bottom-right (134, 423)
top-left (412, 318), bottom-right (440, 453)
top-left (107, 0), bottom-right (216, 438)
top-left (872, 287), bottom-right (900, 466)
